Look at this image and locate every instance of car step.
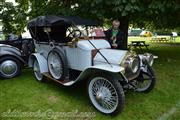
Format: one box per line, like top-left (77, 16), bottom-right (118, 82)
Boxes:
top-left (43, 72), bottom-right (76, 86)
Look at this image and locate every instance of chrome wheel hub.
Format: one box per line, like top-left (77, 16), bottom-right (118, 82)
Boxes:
top-left (96, 87), bottom-right (111, 102)
top-left (96, 92), bottom-right (103, 101)
top-left (0, 60), bottom-right (18, 77)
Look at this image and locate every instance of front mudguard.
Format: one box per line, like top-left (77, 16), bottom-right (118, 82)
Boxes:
top-left (75, 64), bottom-right (127, 83)
top-left (140, 64), bottom-right (155, 77)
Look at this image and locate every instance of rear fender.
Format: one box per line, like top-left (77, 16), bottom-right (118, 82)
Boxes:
top-left (28, 53), bottom-right (48, 73)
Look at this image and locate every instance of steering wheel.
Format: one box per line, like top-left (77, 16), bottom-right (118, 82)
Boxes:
top-left (67, 29), bottom-right (82, 38)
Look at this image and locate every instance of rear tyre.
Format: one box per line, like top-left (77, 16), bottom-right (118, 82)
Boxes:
top-left (87, 73), bottom-right (125, 116)
top-left (33, 59), bottom-right (45, 82)
top-left (0, 56), bottom-right (22, 79)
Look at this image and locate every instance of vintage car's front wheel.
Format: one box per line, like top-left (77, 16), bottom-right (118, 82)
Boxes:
top-left (0, 56), bottom-right (22, 79)
top-left (135, 65), bottom-right (156, 93)
top-left (47, 50), bottom-right (68, 80)
top-left (33, 59), bottom-right (45, 81)
top-left (87, 73), bottom-right (125, 115)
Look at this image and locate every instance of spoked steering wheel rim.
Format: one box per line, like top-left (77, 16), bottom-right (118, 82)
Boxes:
top-left (67, 29), bottom-right (82, 38)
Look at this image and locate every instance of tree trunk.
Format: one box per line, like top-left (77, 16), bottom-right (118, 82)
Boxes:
top-left (119, 16), bottom-right (129, 50)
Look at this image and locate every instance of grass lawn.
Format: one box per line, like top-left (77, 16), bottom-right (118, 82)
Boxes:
top-left (0, 44), bottom-right (180, 120)
top-left (128, 36), bottom-right (180, 43)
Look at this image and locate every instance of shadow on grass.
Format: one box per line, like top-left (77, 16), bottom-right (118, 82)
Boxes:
top-left (1, 45), bottom-right (180, 120)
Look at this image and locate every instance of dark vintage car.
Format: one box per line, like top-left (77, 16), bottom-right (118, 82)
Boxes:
top-left (0, 32), bottom-right (34, 79)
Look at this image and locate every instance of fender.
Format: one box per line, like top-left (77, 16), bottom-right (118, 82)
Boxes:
top-left (0, 45), bottom-right (25, 63)
top-left (73, 64), bottom-right (124, 81)
top-left (28, 53), bottom-right (48, 73)
top-left (45, 64), bottom-right (127, 86)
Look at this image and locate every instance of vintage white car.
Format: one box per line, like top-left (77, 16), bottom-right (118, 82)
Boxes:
top-left (28, 15), bottom-right (157, 115)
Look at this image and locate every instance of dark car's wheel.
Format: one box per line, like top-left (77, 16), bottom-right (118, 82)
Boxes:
top-left (135, 65), bottom-right (156, 93)
top-left (0, 56), bottom-right (22, 79)
top-left (47, 49), bottom-right (68, 81)
top-left (33, 59), bottom-right (45, 82)
top-left (87, 73), bottom-right (125, 116)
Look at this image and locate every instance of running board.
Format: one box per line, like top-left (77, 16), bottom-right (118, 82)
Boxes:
top-left (43, 72), bottom-right (76, 86)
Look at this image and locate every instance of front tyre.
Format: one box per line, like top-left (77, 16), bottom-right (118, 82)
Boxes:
top-left (87, 73), bottom-right (125, 116)
top-left (135, 65), bottom-right (156, 93)
top-left (0, 56), bottom-right (22, 79)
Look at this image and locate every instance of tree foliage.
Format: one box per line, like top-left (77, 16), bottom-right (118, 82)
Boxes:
top-left (0, 0), bottom-right (179, 34)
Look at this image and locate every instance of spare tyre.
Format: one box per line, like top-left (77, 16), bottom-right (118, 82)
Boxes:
top-left (47, 49), bottom-right (68, 80)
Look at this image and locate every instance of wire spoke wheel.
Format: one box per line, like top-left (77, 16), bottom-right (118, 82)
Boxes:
top-left (48, 52), bottom-right (62, 79)
top-left (135, 65), bottom-right (156, 93)
top-left (47, 49), bottom-right (68, 81)
top-left (33, 59), bottom-right (43, 81)
top-left (88, 74), bottom-right (125, 115)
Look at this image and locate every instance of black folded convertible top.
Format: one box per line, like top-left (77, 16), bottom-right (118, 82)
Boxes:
top-left (28, 15), bottom-right (101, 28)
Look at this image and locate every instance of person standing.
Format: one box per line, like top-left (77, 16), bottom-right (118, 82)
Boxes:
top-left (104, 20), bottom-right (125, 49)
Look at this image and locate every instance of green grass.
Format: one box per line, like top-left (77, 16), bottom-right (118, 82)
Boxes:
top-left (128, 36), bottom-right (180, 43)
top-left (0, 45), bottom-right (180, 120)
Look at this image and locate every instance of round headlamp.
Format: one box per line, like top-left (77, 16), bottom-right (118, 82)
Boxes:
top-left (125, 57), bottom-right (140, 73)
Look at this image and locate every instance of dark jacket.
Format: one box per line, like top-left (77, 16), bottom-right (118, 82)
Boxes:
top-left (104, 28), bottom-right (125, 49)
